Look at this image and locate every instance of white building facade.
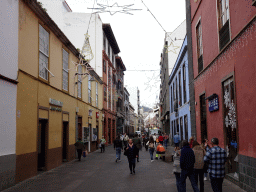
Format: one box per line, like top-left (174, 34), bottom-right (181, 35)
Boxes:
top-left (0, 0), bottom-right (19, 190)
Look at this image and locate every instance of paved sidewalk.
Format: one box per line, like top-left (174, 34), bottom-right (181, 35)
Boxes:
top-left (3, 145), bottom-right (244, 192)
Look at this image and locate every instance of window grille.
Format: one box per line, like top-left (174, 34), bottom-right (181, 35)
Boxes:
top-left (62, 49), bottom-right (69, 91)
top-left (39, 25), bottom-right (49, 80)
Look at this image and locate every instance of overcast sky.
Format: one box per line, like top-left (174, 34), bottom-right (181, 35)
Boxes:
top-left (66, 0), bottom-right (186, 112)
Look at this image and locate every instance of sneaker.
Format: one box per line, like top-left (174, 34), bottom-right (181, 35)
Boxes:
top-left (116, 158), bottom-right (118, 163)
top-left (119, 160), bottom-right (121, 162)
top-left (151, 160), bottom-right (154, 162)
top-left (204, 177), bottom-right (207, 181)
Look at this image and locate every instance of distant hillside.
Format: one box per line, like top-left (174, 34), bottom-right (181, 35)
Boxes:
top-left (141, 106), bottom-right (153, 113)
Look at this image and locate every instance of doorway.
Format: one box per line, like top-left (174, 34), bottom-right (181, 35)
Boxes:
top-left (200, 94), bottom-right (207, 143)
top-left (62, 122), bottom-right (68, 162)
top-left (38, 119), bottom-right (47, 171)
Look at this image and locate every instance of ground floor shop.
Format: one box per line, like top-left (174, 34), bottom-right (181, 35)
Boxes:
top-left (193, 18), bottom-right (256, 191)
top-left (16, 71), bottom-right (103, 183)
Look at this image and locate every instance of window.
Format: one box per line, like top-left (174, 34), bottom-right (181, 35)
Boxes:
top-left (179, 71), bottom-right (182, 106)
top-left (184, 115), bottom-right (188, 140)
top-left (112, 53), bottom-right (115, 66)
top-left (62, 49), bottom-right (69, 91)
top-left (180, 117), bottom-right (183, 141)
top-left (200, 94), bottom-right (207, 142)
top-left (77, 65), bottom-right (82, 98)
top-left (88, 75), bottom-right (91, 103)
top-left (108, 43), bottom-right (110, 57)
top-left (218, 0), bottom-right (230, 50)
top-left (103, 60), bottom-right (106, 73)
top-left (175, 78), bottom-right (178, 100)
top-left (196, 21), bottom-right (203, 73)
top-left (96, 82), bottom-right (98, 107)
top-left (103, 33), bottom-right (106, 51)
top-left (104, 86), bottom-right (107, 102)
top-left (39, 25), bottom-right (49, 80)
top-left (183, 64), bottom-right (187, 103)
top-left (108, 92), bottom-right (111, 110)
top-left (170, 85), bottom-right (173, 113)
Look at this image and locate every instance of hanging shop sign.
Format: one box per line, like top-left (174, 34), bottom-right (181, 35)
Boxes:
top-left (206, 94), bottom-right (219, 112)
top-left (96, 112), bottom-right (99, 119)
top-left (49, 98), bottom-right (63, 107)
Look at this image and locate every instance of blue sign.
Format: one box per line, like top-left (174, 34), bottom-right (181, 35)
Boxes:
top-left (208, 96), bottom-right (219, 112)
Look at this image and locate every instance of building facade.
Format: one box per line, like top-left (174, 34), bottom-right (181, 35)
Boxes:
top-left (128, 103), bottom-right (135, 136)
top-left (169, 36), bottom-right (191, 142)
top-left (17, 0), bottom-right (103, 183)
top-left (124, 87), bottom-right (130, 134)
top-left (159, 21), bottom-right (186, 135)
top-left (116, 56), bottom-right (126, 135)
top-left (188, 0), bottom-right (256, 191)
top-left (0, 0), bottom-right (19, 190)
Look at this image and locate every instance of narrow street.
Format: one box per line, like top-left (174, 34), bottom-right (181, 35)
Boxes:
top-left (4, 146), bottom-right (244, 192)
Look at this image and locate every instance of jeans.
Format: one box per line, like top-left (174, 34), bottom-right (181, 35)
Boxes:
top-left (149, 148), bottom-right (154, 160)
top-left (174, 172), bottom-right (181, 192)
top-left (116, 147), bottom-right (121, 160)
top-left (180, 169), bottom-right (200, 192)
top-left (128, 158), bottom-right (136, 172)
top-left (210, 175), bottom-right (224, 192)
top-left (194, 169), bottom-right (204, 192)
top-left (160, 141), bottom-right (163, 145)
top-left (101, 144), bottom-right (105, 153)
top-left (77, 149), bottom-right (82, 161)
top-left (164, 139), bottom-right (168, 148)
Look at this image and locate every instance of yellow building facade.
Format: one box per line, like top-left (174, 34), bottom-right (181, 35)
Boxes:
top-left (16, 0), bottom-right (103, 183)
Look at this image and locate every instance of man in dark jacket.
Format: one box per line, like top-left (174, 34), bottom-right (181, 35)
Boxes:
top-left (180, 140), bottom-right (199, 192)
top-left (132, 134), bottom-right (142, 162)
top-left (75, 138), bottom-right (85, 161)
top-left (114, 135), bottom-right (123, 162)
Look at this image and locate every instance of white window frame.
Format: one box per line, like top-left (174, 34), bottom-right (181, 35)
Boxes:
top-left (88, 75), bottom-right (91, 103)
top-left (39, 25), bottom-right (49, 80)
top-left (62, 49), bottom-right (69, 91)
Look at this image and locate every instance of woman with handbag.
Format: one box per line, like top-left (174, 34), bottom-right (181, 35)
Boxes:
top-left (124, 139), bottom-right (139, 174)
top-left (146, 136), bottom-right (155, 162)
top-left (173, 146), bottom-right (181, 192)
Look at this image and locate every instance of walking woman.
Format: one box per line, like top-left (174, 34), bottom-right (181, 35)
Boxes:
top-left (146, 136), bottom-right (155, 162)
top-left (173, 146), bottom-right (181, 192)
top-left (125, 139), bottom-right (139, 174)
top-left (202, 139), bottom-right (210, 180)
top-left (193, 141), bottom-right (206, 192)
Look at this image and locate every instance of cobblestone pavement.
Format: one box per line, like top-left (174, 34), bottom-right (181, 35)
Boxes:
top-left (4, 145), bottom-right (245, 192)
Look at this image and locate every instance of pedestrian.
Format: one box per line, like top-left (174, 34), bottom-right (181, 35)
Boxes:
top-left (114, 135), bottom-right (123, 162)
top-left (144, 135), bottom-right (149, 151)
top-left (153, 133), bottom-right (157, 145)
top-left (202, 138), bottom-right (211, 180)
top-left (173, 146), bottom-right (181, 192)
top-left (173, 132), bottom-right (181, 147)
top-left (189, 136), bottom-right (195, 148)
top-left (124, 139), bottom-right (139, 174)
top-left (193, 141), bottom-right (205, 192)
top-left (132, 133), bottom-right (142, 162)
top-left (158, 134), bottom-right (164, 145)
top-left (146, 136), bottom-right (155, 162)
top-left (100, 136), bottom-right (106, 153)
top-left (163, 133), bottom-right (169, 149)
top-left (123, 133), bottom-right (129, 148)
top-left (74, 138), bottom-right (85, 161)
top-left (180, 140), bottom-right (200, 192)
top-left (204, 138), bottom-right (227, 192)
top-left (155, 142), bottom-right (166, 160)
top-left (142, 134), bottom-right (146, 147)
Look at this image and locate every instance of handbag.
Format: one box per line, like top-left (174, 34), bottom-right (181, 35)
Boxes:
top-left (82, 151), bottom-right (86, 158)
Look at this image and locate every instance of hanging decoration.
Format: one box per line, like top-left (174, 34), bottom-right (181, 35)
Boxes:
top-left (81, 33), bottom-right (94, 62)
top-left (88, 3), bottom-right (142, 15)
top-left (164, 41), bottom-right (180, 54)
top-left (228, 100), bottom-right (236, 130)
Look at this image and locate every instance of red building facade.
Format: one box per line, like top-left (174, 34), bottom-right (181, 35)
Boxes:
top-left (189, 0), bottom-right (256, 190)
top-left (102, 24), bottom-right (120, 145)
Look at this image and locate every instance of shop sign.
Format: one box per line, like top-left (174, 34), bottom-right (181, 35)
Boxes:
top-left (96, 112), bottom-right (99, 118)
top-left (50, 106), bottom-right (62, 112)
top-left (208, 95), bottom-right (219, 112)
top-left (49, 98), bottom-right (63, 107)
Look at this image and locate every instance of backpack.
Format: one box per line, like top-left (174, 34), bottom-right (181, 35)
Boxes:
top-left (149, 142), bottom-right (154, 148)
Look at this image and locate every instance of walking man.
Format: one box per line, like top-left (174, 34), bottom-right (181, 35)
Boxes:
top-left (173, 132), bottom-right (181, 147)
top-left (153, 133), bottom-right (157, 145)
top-left (180, 140), bottom-right (200, 192)
top-left (163, 133), bottom-right (169, 149)
top-left (204, 137), bottom-right (227, 192)
top-left (114, 135), bottom-right (123, 162)
top-left (132, 134), bottom-right (142, 162)
top-left (74, 138), bottom-right (85, 161)
top-left (100, 136), bottom-right (106, 153)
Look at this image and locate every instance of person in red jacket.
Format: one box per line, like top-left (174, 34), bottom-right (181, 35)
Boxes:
top-left (158, 134), bottom-right (164, 145)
